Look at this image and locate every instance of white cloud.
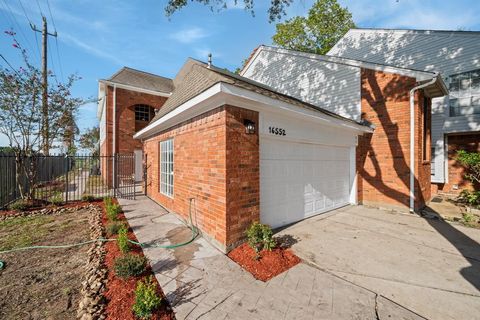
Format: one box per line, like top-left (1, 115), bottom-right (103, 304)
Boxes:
top-left (61, 32), bottom-right (124, 65)
top-left (170, 27), bottom-right (208, 44)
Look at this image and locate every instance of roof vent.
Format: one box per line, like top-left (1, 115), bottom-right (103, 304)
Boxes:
top-left (208, 53), bottom-right (212, 68)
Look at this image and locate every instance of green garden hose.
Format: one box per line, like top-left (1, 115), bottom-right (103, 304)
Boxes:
top-left (0, 215), bottom-right (199, 271)
top-left (0, 198), bottom-right (201, 271)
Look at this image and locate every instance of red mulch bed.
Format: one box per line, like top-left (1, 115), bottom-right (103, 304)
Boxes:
top-left (100, 199), bottom-right (175, 320)
top-left (227, 243), bottom-right (301, 282)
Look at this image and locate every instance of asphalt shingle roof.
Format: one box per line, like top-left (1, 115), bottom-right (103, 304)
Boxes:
top-left (108, 67), bottom-right (174, 93)
top-left (150, 59), bottom-right (366, 127)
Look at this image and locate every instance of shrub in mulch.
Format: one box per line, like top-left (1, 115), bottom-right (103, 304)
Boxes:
top-left (228, 222), bottom-right (301, 282)
top-left (228, 242), bottom-right (301, 282)
top-left (99, 199), bottom-right (174, 320)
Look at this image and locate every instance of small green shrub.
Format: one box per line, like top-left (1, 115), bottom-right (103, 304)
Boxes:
top-left (458, 190), bottom-right (480, 206)
top-left (9, 199), bottom-right (29, 211)
top-left (117, 225), bottom-right (130, 253)
top-left (456, 150), bottom-right (480, 185)
top-left (132, 276), bottom-right (162, 319)
top-left (114, 253), bottom-right (147, 279)
top-left (50, 191), bottom-right (63, 206)
top-left (82, 194), bottom-right (96, 202)
top-left (106, 221), bottom-right (126, 236)
top-left (463, 212), bottom-right (475, 223)
top-left (103, 197), bottom-right (113, 206)
top-left (106, 203), bottom-right (121, 221)
top-left (245, 222), bottom-right (276, 256)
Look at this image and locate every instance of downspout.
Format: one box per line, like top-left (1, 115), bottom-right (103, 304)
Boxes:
top-left (112, 84), bottom-right (117, 189)
top-left (409, 75), bottom-right (437, 212)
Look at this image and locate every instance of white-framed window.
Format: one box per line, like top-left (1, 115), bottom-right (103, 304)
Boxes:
top-left (160, 139), bottom-right (174, 197)
top-left (449, 69), bottom-right (480, 116)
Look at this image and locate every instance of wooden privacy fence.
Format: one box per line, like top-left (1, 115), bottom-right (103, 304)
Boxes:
top-left (0, 153), bottom-right (138, 209)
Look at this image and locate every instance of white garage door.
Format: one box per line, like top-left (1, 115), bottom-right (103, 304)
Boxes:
top-left (260, 137), bottom-right (351, 228)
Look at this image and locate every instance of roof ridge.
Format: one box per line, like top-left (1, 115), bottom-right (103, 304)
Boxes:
top-left (350, 27), bottom-right (480, 35)
top-left (118, 66), bottom-right (173, 81)
top-left (259, 45), bottom-right (437, 75)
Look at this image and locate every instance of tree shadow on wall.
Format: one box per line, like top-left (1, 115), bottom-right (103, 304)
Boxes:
top-left (361, 72), bottom-right (480, 291)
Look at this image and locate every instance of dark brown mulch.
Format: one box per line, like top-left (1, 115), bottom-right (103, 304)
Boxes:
top-left (100, 200), bottom-right (175, 320)
top-left (227, 243), bottom-right (301, 282)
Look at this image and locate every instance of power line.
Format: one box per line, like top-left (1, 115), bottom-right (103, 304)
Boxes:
top-left (45, 0), bottom-right (63, 81)
top-left (48, 37), bottom-right (58, 85)
top-left (35, 0), bottom-right (44, 16)
top-left (1, 0), bottom-right (40, 64)
top-left (0, 53), bottom-right (21, 76)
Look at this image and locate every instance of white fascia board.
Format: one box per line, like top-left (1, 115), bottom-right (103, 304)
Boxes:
top-left (99, 80), bottom-right (172, 97)
top-left (134, 82), bottom-right (373, 139)
top-left (134, 83), bottom-right (224, 139)
top-left (220, 83), bottom-right (373, 134)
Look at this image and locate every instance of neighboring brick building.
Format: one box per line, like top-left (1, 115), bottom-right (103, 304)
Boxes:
top-left (357, 70), bottom-right (432, 211)
top-left (328, 28), bottom-right (480, 195)
top-left (134, 57), bottom-right (445, 252)
top-left (97, 67), bottom-right (173, 185)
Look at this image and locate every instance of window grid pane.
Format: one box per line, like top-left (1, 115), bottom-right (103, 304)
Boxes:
top-left (160, 139), bottom-right (174, 197)
top-left (449, 69), bottom-right (480, 116)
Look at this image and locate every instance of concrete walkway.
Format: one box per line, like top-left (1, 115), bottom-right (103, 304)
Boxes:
top-left (278, 205), bottom-right (480, 320)
top-left (119, 196), bottom-right (425, 320)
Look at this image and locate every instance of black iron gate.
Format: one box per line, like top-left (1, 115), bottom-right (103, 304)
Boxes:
top-left (114, 153), bottom-right (137, 200)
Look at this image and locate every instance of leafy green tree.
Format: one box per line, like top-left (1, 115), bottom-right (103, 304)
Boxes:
top-left (165, 0), bottom-right (294, 22)
top-left (272, 0), bottom-right (355, 55)
top-left (0, 31), bottom-right (83, 199)
top-left (79, 126), bottom-right (100, 156)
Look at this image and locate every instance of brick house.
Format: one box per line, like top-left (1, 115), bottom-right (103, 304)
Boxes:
top-left (327, 28), bottom-right (480, 194)
top-left (132, 56), bottom-right (446, 252)
top-left (97, 67), bottom-right (173, 185)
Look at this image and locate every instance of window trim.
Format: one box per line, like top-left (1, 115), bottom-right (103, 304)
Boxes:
top-left (423, 97), bottom-right (431, 162)
top-left (159, 139), bottom-right (174, 198)
top-left (448, 69), bottom-right (480, 117)
top-left (134, 104), bottom-right (155, 122)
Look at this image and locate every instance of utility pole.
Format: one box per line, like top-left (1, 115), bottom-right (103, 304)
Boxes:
top-left (31, 16), bottom-right (57, 155)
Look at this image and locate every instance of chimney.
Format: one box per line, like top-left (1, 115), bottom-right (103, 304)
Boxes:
top-left (207, 53), bottom-right (212, 68)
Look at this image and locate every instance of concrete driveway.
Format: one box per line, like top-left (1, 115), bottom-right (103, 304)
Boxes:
top-left (278, 205), bottom-right (480, 320)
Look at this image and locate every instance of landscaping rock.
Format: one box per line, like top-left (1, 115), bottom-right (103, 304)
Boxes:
top-left (76, 205), bottom-right (107, 319)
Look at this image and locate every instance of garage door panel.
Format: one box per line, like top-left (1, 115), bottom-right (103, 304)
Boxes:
top-left (260, 138), bottom-right (351, 228)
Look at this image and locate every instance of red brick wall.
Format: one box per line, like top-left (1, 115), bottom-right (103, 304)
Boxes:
top-left (115, 88), bottom-right (168, 154)
top-left (357, 69), bottom-right (431, 211)
top-left (225, 107), bottom-right (259, 247)
top-left (100, 86), bottom-right (168, 157)
top-left (100, 86), bottom-right (168, 185)
top-left (143, 105), bottom-right (259, 251)
top-left (436, 133), bottom-right (480, 193)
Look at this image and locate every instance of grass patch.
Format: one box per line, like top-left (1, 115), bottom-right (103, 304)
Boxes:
top-left (0, 215), bottom-right (54, 251)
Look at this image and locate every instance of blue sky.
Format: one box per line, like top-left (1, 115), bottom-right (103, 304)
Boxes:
top-left (1, 0), bottom-right (480, 148)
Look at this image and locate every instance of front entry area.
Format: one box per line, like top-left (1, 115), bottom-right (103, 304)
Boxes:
top-left (260, 137), bottom-right (351, 228)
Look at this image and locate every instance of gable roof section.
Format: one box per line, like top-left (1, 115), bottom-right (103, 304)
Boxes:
top-left (137, 59), bottom-right (373, 139)
top-left (327, 28), bottom-right (480, 76)
top-left (241, 45), bottom-right (443, 81)
top-left (149, 58), bottom-right (369, 126)
top-left (106, 67), bottom-right (174, 93)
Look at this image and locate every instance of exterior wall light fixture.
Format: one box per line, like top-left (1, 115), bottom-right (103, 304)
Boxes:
top-left (244, 119), bottom-right (256, 134)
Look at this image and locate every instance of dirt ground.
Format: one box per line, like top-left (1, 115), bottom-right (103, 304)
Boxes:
top-left (0, 208), bottom-right (91, 319)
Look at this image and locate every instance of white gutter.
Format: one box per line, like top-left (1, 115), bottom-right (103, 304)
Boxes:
top-left (409, 75), bottom-right (438, 212)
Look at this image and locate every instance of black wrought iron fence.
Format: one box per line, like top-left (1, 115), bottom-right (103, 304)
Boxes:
top-left (0, 153), bottom-right (138, 209)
